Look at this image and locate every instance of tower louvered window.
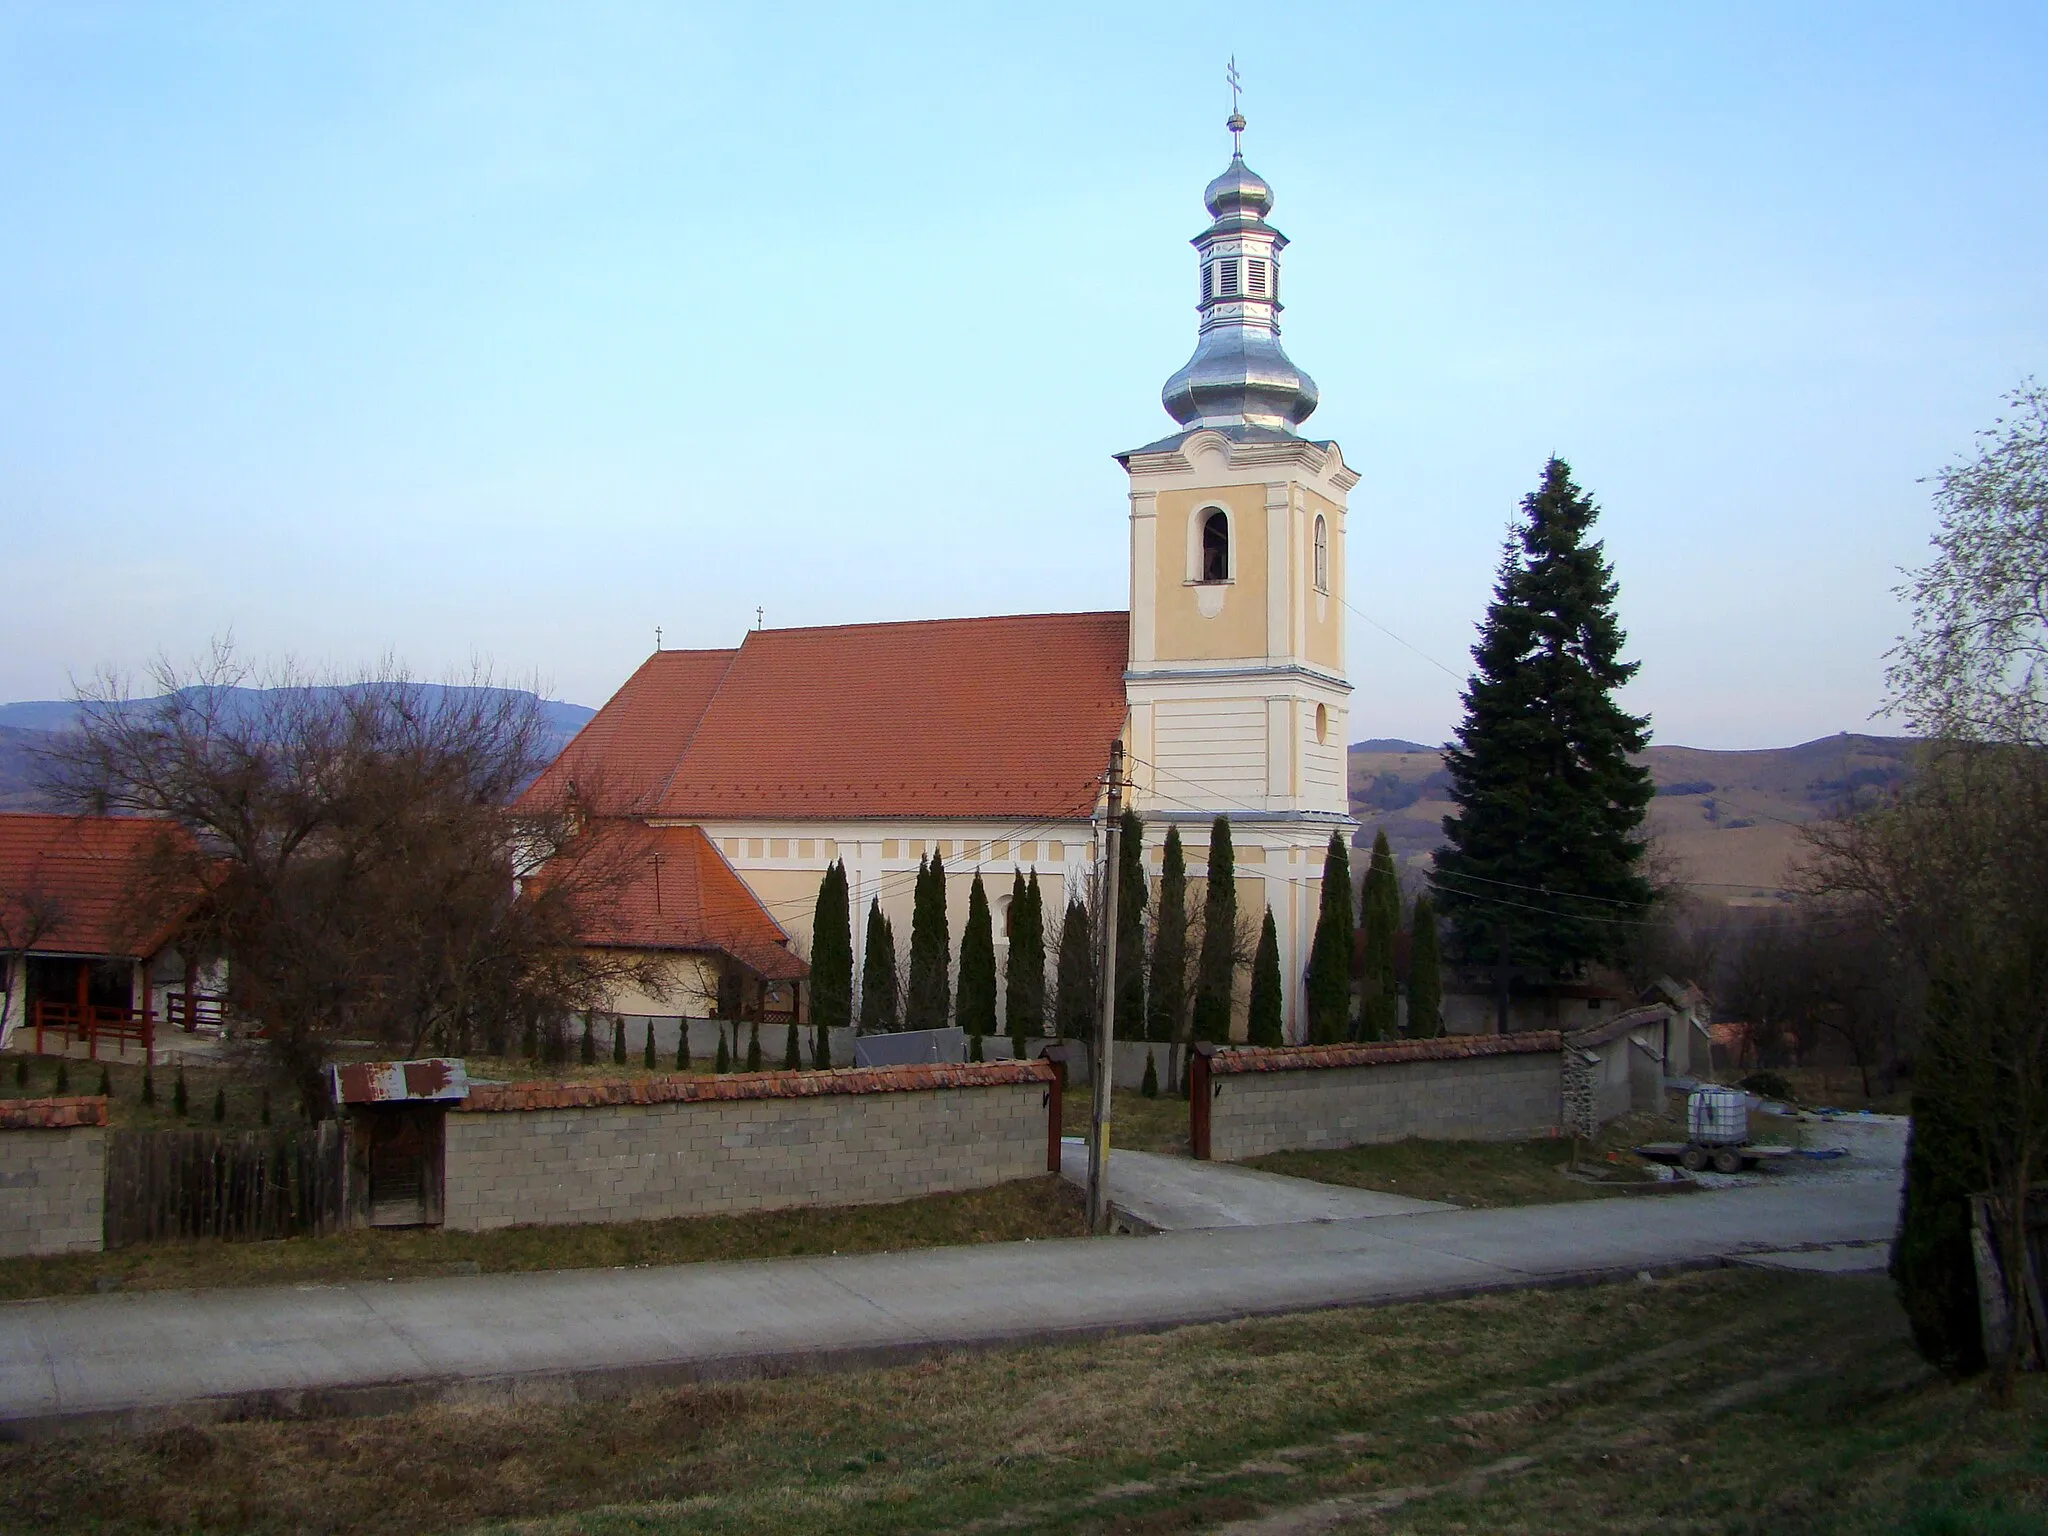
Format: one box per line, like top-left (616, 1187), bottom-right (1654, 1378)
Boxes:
top-left (1202, 264), bottom-right (1214, 301)
top-left (1218, 260), bottom-right (1240, 297)
top-left (1247, 259), bottom-right (1268, 296)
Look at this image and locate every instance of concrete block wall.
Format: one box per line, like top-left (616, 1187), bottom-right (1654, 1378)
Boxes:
top-left (442, 1060), bottom-right (1056, 1232)
top-left (0, 1098), bottom-right (109, 1257)
top-left (1204, 1035), bottom-right (1563, 1161)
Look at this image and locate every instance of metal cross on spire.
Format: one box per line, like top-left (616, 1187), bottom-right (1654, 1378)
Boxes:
top-left (1226, 55), bottom-right (1245, 154)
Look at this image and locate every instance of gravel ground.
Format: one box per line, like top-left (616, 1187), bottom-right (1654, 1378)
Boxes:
top-left (1679, 1111), bottom-right (1909, 1192)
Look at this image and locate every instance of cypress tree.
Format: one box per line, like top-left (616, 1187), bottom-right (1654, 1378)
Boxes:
top-left (1114, 808), bottom-right (1147, 1042)
top-left (1305, 831), bottom-right (1355, 1044)
top-left (1359, 831), bottom-right (1400, 1040)
top-left (612, 1016), bottom-right (626, 1065)
top-left (172, 1066), bottom-right (188, 1116)
top-left (676, 1020), bottom-right (692, 1070)
top-left (212, 1087), bottom-right (226, 1123)
top-left (858, 898), bottom-right (898, 1033)
top-left (644, 1019), bottom-right (657, 1069)
top-left (13, 1055), bottom-right (26, 1087)
top-left (714, 1026), bottom-right (730, 1074)
top-left (1247, 908), bottom-right (1284, 1046)
top-left (140, 1069), bottom-right (155, 1107)
top-left (1146, 826), bottom-right (1188, 1044)
top-left (1408, 893), bottom-right (1444, 1038)
top-left (1192, 818), bottom-right (1237, 1042)
top-left (905, 855), bottom-right (951, 1031)
top-left (782, 1019), bottom-right (801, 1070)
top-left (746, 1022), bottom-right (762, 1073)
top-left (96, 1066), bottom-right (111, 1097)
top-left (1003, 869), bottom-right (1042, 1053)
top-left (522, 1014), bottom-right (539, 1061)
top-left (1053, 896), bottom-right (1096, 1040)
top-left (1140, 1052), bottom-right (1158, 1098)
top-left (812, 1022), bottom-right (831, 1070)
top-left (808, 861), bottom-right (854, 1033)
top-left (1891, 969), bottom-right (1987, 1373)
top-left (54, 1058), bottom-right (70, 1094)
top-left (1436, 457), bottom-right (1654, 976)
top-left (579, 1015), bottom-right (597, 1066)
top-left (956, 872), bottom-right (998, 1041)
top-left (259, 1088), bottom-right (271, 1126)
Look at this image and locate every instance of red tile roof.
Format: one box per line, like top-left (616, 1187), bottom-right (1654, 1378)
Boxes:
top-left (524, 612), bottom-right (1129, 822)
top-left (1206, 1032), bottom-right (1564, 1074)
top-left (524, 648), bottom-right (738, 815)
top-left (534, 822), bottom-right (806, 981)
top-left (0, 1096), bottom-right (110, 1131)
top-left (0, 814), bottom-right (205, 959)
top-left (460, 1057), bottom-right (1054, 1113)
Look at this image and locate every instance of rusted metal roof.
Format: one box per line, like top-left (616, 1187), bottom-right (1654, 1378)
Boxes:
top-left (327, 1058), bottom-right (471, 1105)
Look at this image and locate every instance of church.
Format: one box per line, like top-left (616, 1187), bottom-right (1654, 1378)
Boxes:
top-left (530, 115), bottom-right (1356, 1044)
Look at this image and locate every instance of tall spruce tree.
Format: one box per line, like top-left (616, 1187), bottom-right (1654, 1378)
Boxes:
top-left (1436, 457), bottom-right (1654, 977)
top-left (1114, 808), bottom-right (1147, 1042)
top-left (1407, 892), bottom-right (1444, 1038)
top-left (1359, 831), bottom-right (1400, 1039)
top-left (1053, 895), bottom-right (1096, 1040)
top-left (858, 898), bottom-right (898, 1033)
top-left (808, 861), bottom-right (853, 1032)
top-left (905, 854), bottom-right (951, 1030)
top-left (1192, 818), bottom-right (1237, 1042)
top-left (956, 872), bottom-right (998, 1041)
top-left (1146, 826), bottom-right (1188, 1044)
top-left (1305, 831), bottom-right (1354, 1044)
top-left (1004, 868), bottom-right (1046, 1051)
top-left (1246, 908), bottom-right (1284, 1046)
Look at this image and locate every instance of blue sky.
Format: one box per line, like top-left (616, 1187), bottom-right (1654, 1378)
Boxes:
top-left (3, 2), bottom-right (2042, 748)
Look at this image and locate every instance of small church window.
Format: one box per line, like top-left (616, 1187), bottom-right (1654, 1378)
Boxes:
top-left (1313, 514), bottom-right (1329, 593)
top-left (1201, 510), bottom-right (1230, 583)
top-left (1247, 259), bottom-right (1268, 296)
top-left (1315, 703), bottom-right (1330, 744)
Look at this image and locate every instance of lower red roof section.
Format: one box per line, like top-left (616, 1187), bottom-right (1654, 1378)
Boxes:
top-left (1207, 1032), bottom-right (1564, 1074)
top-left (0, 1096), bottom-right (110, 1131)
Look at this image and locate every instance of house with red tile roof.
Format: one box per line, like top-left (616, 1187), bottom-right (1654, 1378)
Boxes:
top-left (524, 129), bottom-right (1360, 1043)
top-left (0, 813), bottom-right (217, 1058)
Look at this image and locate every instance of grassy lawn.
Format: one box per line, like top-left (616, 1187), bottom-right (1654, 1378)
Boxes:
top-left (1, 1050), bottom-right (272, 1132)
top-left (0, 1176), bottom-right (1084, 1302)
top-left (3, 1270), bottom-right (2041, 1535)
top-left (1060, 1085), bottom-right (1191, 1155)
top-left (1243, 1136), bottom-right (1676, 1208)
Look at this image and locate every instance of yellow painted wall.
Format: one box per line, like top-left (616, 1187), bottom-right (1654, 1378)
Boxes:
top-left (590, 951), bottom-right (721, 1017)
top-left (1153, 484), bottom-right (1268, 661)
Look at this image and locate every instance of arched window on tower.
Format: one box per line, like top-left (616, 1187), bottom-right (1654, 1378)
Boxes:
top-left (1201, 510), bottom-right (1231, 583)
top-left (1313, 514), bottom-right (1329, 594)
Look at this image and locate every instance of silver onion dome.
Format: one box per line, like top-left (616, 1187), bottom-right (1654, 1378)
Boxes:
top-left (1161, 137), bottom-right (1318, 434)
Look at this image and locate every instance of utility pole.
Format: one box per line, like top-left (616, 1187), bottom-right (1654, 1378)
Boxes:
top-left (1088, 739), bottom-right (1125, 1235)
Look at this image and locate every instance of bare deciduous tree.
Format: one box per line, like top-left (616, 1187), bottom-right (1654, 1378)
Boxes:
top-left (41, 645), bottom-right (666, 1116)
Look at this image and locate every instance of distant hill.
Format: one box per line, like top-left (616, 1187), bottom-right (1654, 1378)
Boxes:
top-left (0, 689), bottom-right (597, 811)
top-left (1350, 732), bottom-right (1915, 904)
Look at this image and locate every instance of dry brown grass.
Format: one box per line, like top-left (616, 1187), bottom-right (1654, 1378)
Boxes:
top-left (1061, 1087), bottom-right (1193, 1156)
top-left (1, 1271), bottom-right (2040, 1535)
top-left (0, 1175), bottom-right (1085, 1302)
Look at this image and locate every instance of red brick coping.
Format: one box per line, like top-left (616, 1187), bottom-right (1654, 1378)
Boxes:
top-left (460, 1058), bottom-right (1058, 1113)
top-left (0, 1096), bottom-right (110, 1130)
top-left (1207, 1032), bottom-right (1564, 1076)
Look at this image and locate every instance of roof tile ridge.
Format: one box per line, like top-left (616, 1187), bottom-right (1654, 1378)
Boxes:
top-left (652, 646), bottom-right (743, 809)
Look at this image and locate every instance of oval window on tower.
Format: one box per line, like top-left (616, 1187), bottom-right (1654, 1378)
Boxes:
top-left (1201, 510), bottom-right (1231, 582)
top-left (1313, 514), bottom-right (1329, 594)
top-left (1316, 703), bottom-right (1330, 744)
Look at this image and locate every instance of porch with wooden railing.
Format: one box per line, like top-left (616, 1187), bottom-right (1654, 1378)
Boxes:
top-left (30, 999), bottom-right (155, 1060)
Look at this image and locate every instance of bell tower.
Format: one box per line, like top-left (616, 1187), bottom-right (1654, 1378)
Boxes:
top-left (1119, 100), bottom-right (1357, 1039)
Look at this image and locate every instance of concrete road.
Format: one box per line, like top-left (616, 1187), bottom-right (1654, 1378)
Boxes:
top-left (0, 1173), bottom-right (1898, 1437)
top-left (1056, 1136), bottom-right (1453, 1230)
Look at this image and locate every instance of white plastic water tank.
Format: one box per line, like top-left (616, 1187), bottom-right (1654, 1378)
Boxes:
top-left (1687, 1087), bottom-right (1749, 1146)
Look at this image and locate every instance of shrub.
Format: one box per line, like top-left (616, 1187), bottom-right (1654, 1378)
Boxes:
top-left (714, 1028), bottom-right (730, 1074)
top-left (212, 1088), bottom-right (226, 1122)
top-left (97, 1067), bottom-right (111, 1097)
top-left (783, 1021), bottom-right (802, 1071)
top-left (579, 1016), bottom-right (597, 1066)
top-left (1739, 1069), bottom-right (1795, 1102)
top-left (13, 1056), bottom-right (26, 1087)
top-left (644, 1020), bottom-right (657, 1070)
top-left (677, 1022), bottom-right (691, 1071)
top-left (173, 1067), bottom-right (188, 1117)
top-left (746, 1023), bottom-right (762, 1073)
top-left (140, 1070), bottom-right (156, 1107)
top-left (1140, 1052), bottom-right (1158, 1098)
top-left (54, 1059), bottom-right (70, 1094)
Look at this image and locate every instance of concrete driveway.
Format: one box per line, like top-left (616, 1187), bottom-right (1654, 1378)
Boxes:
top-left (1056, 1136), bottom-right (1453, 1230)
top-left (0, 1157), bottom-right (1900, 1437)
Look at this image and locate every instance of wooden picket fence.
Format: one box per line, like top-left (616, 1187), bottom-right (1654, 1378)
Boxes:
top-left (103, 1123), bottom-right (348, 1248)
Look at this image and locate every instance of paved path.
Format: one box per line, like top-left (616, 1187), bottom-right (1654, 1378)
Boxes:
top-left (1056, 1137), bottom-right (1452, 1230)
top-left (0, 1174), bottom-right (1897, 1437)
